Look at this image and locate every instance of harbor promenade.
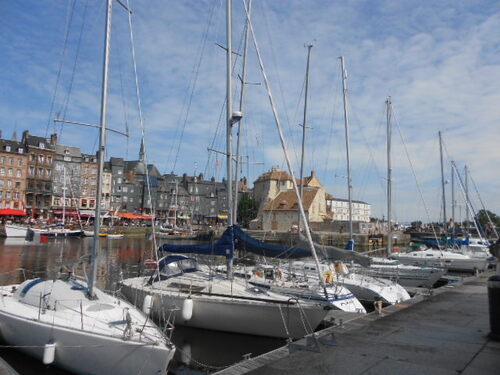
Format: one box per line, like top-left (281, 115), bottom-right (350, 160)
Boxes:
top-left (215, 272), bottom-right (499, 375)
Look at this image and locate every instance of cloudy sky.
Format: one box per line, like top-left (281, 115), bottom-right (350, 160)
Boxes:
top-left (1, 0), bottom-right (499, 222)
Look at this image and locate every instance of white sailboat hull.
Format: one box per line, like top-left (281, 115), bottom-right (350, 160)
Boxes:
top-left (0, 279), bottom-right (175, 375)
top-left (121, 278), bottom-right (328, 339)
top-left (391, 251), bottom-right (488, 273)
top-left (4, 224), bottom-right (28, 238)
top-left (0, 310), bottom-right (173, 375)
top-left (357, 265), bottom-right (446, 288)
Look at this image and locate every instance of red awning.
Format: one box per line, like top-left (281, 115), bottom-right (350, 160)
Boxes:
top-left (0, 208), bottom-right (27, 216)
top-left (116, 212), bottom-right (155, 220)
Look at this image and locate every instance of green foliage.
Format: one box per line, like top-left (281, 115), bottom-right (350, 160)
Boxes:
top-left (237, 193), bottom-right (257, 228)
top-left (475, 209), bottom-right (500, 228)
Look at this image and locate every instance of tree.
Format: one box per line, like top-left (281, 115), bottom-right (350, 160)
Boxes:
top-left (475, 209), bottom-right (499, 235)
top-left (237, 193), bottom-right (257, 228)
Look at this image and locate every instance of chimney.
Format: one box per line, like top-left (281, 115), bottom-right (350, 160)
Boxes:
top-left (0, 130), bottom-right (2, 139)
top-left (311, 170), bottom-right (316, 178)
top-left (22, 130), bottom-right (29, 143)
top-left (50, 133), bottom-right (57, 146)
top-left (199, 173), bottom-right (204, 181)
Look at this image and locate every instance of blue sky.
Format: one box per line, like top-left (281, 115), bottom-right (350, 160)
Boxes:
top-left (1, 0), bottom-right (499, 222)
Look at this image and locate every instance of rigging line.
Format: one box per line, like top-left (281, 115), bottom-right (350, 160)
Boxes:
top-left (168, 0), bottom-right (219, 173)
top-left (260, 0), bottom-right (299, 164)
top-left (203, 17), bottom-right (247, 177)
top-left (44, 0), bottom-right (77, 138)
top-left (392, 108), bottom-right (442, 248)
top-left (469, 171), bottom-right (499, 239)
top-left (59, 0), bottom-right (90, 140)
top-left (126, 0), bottom-right (159, 257)
top-left (117, 34), bottom-right (130, 137)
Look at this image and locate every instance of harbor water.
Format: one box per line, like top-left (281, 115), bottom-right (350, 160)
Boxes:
top-left (0, 237), bottom-right (285, 375)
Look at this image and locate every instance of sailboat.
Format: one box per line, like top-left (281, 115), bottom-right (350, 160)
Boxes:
top-left (351, 98), bottom-right (447, 288)
top-left (121, 0), bottom-right (331, 339)
top-left (312, 58), bottom-right (410, 304)
top-left (390, 133), bottom-right (488, 273)
top-left (0, 1), bottom-right (175, 373)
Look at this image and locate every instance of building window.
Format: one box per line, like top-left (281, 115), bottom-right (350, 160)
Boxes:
top-left (6, 192), bottom-right (11, 199)
top-left (5, 146), bottom-right (11, 152)
top-left (7, 169), bottom-right (13, 176)
top-left (0, 157), bottom-right (4, 164)
top-left (118, 170), bottom-right (122, 175)
top-left (9, 158), bottom-right (13, 165)
top-left (7, 181), bottom-right (12, 188)
top-left (0, 180), bottom-right (3, 187)
top-left (47, 156), bottom-right (52, 164)
top-left (16, 169), bottom-right (21, 177)
top-left (18, 148), bottom-right (23, 154)
top-left (15, 181), bottom-right (20, 188)
top-left (14, 192), bottom-right (19, 199)
top-left (38, 155), bottom-right (44, 164)
top-left (17, 159), bottom-right (22, 166)
top-left (39, 143), bottom-right (45, 149)
top-left (0, 168), bottom-right (4, 176)
top-left (123, 187), bottom-right (128, 192)
top-left (46, 169), bottom-right (52, 177)
top-left (64, 156), bottom-right (71, 162)
top-left (0, 192), bottom-right (2, 199)
top-left (117, 178), bottom-right (122, 184)
top-left (38, 168), bottom-right (43, 176)
top-left (29, 166), bottom-right (35, 176)
top-left (30, 154), bottom-right (35, 162)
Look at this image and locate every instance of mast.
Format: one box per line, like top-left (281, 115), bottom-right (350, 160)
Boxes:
top-left (89, 0), bottom-right (112, 298)
top-left (233, 0), bottom-right (251, 223)
top-left (386, 97), bottom-right (392, 255)
top-left (226, 0), bottom-right (234, 279)
top-left (451, 161), bottom-right (455, 236)
top-left (438, 131), bottom-right (447, 233)
top-left (464, 164), bottom-right (469, 234)
top-left (339, 56), bottom-right (354, 249)
top-left (62, 166), bottom-right (66, 225)
top-left (298, 44), bottom-right (313, 233)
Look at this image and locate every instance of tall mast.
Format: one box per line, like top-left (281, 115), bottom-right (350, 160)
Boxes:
top-left (438, 131), bottom-right (447, 233)
top-left (298, 44), bottom-right (313, 232)
top-left (451, 161), bottom-right (455, 236)
top-left (226, 0), bottom-right (234, 279)
top-left (386, 97), bottom-right (392, 255)
top-left (62, 166), bottom-right (66, 225)
top-left (233, 0), bottom-right (251, 222)
top-left (89, 0), bottom-right (112, 298)
top-left (339, 56), bottom-right (354, 249)
top-left (464, 164), bottom-right (469, 234)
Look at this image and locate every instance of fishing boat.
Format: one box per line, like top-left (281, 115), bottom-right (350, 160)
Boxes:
top-left (0, 1), bottom-right (175, 373)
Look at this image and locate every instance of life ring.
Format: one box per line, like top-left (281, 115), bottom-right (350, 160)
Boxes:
top-left (322, 270), bottom-right (334, 284)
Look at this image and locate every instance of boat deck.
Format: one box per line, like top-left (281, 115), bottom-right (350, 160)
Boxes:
top-left (0, 356), bottom-right (19, 375)
top-left (214, 272), bottom-right (499, 375)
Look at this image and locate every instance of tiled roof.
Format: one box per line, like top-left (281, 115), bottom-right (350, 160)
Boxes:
top-left (254, 170), bottom-right (292, 183)
top-left (263, 189), bottom-right (319, 211)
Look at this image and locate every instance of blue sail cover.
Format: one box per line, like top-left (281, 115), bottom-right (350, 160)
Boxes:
top-left (158, 225), bottom-right (311, 259)
top-left (231, 225), bottom-right (311, 258)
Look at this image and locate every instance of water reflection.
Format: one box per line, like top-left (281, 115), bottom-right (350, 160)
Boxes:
top-left (0, 237), bottom-right (285, 374)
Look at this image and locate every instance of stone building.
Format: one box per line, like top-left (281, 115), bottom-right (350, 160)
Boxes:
top-left (79, 153), bottom-right (97, 211)
top-left (0, 139), bottom-right (28, 210)
top-left (22, 131), bottom-right (57, 218)
top-left (52, 145), bottom-right (82, 217)
top-left (262, 189), bottom-right (328, 232)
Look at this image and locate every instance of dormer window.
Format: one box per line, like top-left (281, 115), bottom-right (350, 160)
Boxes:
top-left (18, 148), bottom-right (23, 154)
top-left (39, 143), bottom-right (45, 149)
top-left (5, 146), bottom-right (10, 152)
top-left (64, 149), bottom-right (70, 155)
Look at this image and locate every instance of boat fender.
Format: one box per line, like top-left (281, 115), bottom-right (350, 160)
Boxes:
top-left (182, 297), bottom-right (193, 321)
top-left (180, 342), bottom-right (192, 365)
top-left (322, 270), bottom-right (334, 284)
top-left (142, 294), bottom-right (153, 315)
top-left (43, 340), bottom-right (56, 365)
top-left (276, 269), bottom-right (284, 281)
